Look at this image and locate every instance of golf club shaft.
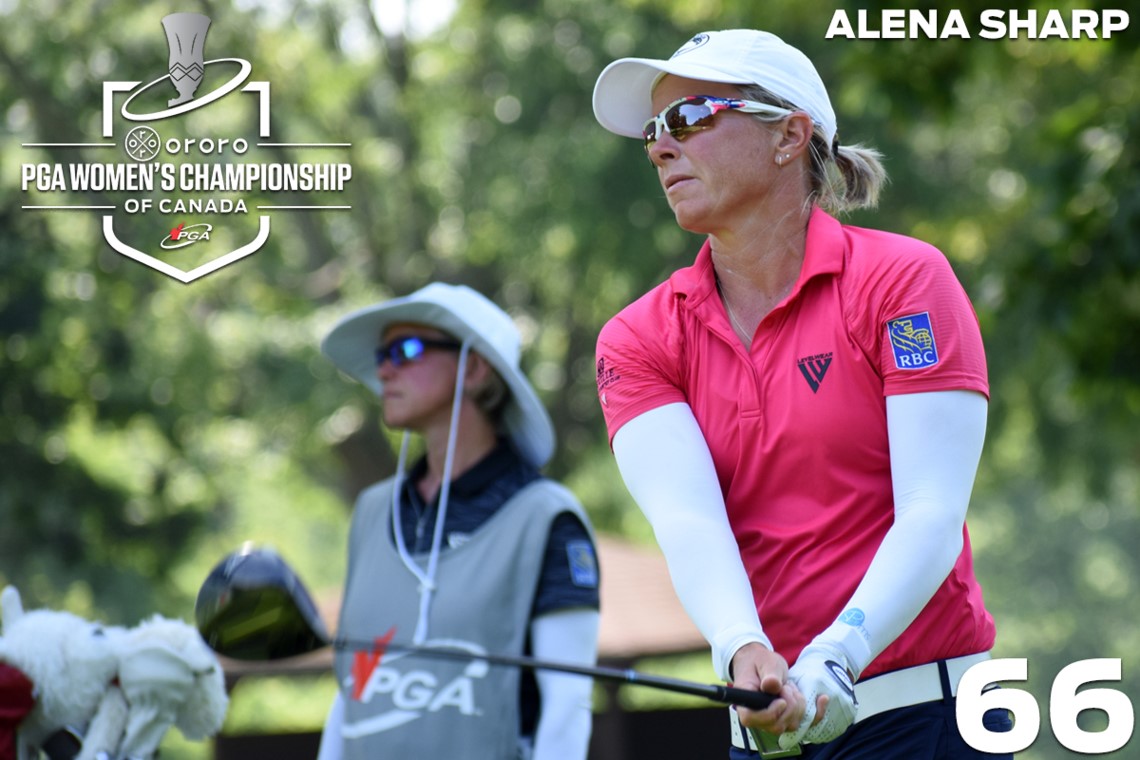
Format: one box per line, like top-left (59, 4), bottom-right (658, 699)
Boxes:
top-left (330, 635), bottom-right (775, 711)
top-left (195, 548), bottom-right (775, 711)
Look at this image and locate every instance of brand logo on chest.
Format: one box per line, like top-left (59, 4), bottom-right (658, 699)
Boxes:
top-left (797, 352), bottom-right (833, 393)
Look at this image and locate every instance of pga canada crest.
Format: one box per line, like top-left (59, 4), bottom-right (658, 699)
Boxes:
top-left (19, 12), bottom-right (353, 283)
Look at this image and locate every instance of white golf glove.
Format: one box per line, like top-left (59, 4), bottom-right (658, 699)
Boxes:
top-left (779, 640), bottom-right (858, 749)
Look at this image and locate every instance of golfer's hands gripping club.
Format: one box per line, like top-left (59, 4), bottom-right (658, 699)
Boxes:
top-left (729, 643), bottom-right (806, 735)
top-left (778, 640), bottom-right (858, 749)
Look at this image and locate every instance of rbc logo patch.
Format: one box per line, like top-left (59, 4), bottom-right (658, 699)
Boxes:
top-left (888, 312), bottom-right (939, 370)
top-left (566, 540), bottom-right (599, 588)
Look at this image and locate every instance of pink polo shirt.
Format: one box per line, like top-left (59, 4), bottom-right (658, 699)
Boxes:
top-left (596, 208), bottom-right (995, 678)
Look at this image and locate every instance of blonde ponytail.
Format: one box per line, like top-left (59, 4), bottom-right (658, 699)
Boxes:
top-left (737, 84), bottom-right (889, 214)
top-left (812, 136), bottom-right (888, 213)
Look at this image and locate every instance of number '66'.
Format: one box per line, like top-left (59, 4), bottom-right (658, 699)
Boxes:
top-left (956, 658), bottom-right (1135, 753)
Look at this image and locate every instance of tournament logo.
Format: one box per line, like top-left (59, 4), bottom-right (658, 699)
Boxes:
top-left (161, 222), bottom-right (213, 250)
top-left (345, 634), bottom-right (491, 738)
top-left (18, 12), bottom-right (353, 283)
top-left (596, 356), bottom-right (620, 392)
top-left (887, 312), bottom-right (939, 369)
top-left (595, 356), bottom-right (621, 408)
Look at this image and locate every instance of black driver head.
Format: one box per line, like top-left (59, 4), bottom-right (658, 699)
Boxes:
top-left (195, 544), bottom-right (330, 661)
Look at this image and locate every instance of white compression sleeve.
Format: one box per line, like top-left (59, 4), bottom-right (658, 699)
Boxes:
top-left (612, 403), bottom-right (771, 681)
top-left (315, 691), bottom-right (345, 760)
top-left (530, 608), bottom-right (600, 760)
top-left (815, 390), bottom-right (988, 677)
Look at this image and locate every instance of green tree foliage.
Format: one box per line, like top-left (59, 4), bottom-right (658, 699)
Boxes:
top-left (1, 1), bottom-right (1137, 757)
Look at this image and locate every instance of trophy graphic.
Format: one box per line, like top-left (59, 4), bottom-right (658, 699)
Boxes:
top-left (161, 13), bottom-right (211, 107)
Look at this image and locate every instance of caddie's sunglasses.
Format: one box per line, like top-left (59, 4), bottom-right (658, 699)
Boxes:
top-left (375, 335), bottom-right (461, 367)
top-left (642, 95), bottom-right (794, 151)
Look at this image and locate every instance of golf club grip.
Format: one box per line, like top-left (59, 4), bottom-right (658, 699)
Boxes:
top-left (583, 669), bottom-right (779, 711)
top-left (714, 685), bottom-right (776, 711)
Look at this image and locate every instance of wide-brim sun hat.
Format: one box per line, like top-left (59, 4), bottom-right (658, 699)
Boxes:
top-left (321, 283), bottom-right (555, 468)
top-left (592, 29), bottom-right (837, 145)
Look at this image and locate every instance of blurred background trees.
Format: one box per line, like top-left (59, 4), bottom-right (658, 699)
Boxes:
top-left (1, 0), bottom-right (1137, 757)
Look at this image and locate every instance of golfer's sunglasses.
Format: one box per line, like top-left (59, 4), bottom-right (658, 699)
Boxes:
top-left (375, 335), bottom-right (461, 367)
top-left (642, 95), bottom-right (794, 151)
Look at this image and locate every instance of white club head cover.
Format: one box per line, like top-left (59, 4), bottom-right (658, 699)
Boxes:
top-left (116, 616), bottom-right (228, 758)
top-left (117, 642), bottom-right (196, 758)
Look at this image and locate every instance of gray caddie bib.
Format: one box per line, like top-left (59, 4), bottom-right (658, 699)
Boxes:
top-left (334, 477), bottom-right (589, 759)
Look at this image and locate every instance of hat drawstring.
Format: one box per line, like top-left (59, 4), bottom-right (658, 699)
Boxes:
top-left (391, 340), bottom-right (472, 644)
